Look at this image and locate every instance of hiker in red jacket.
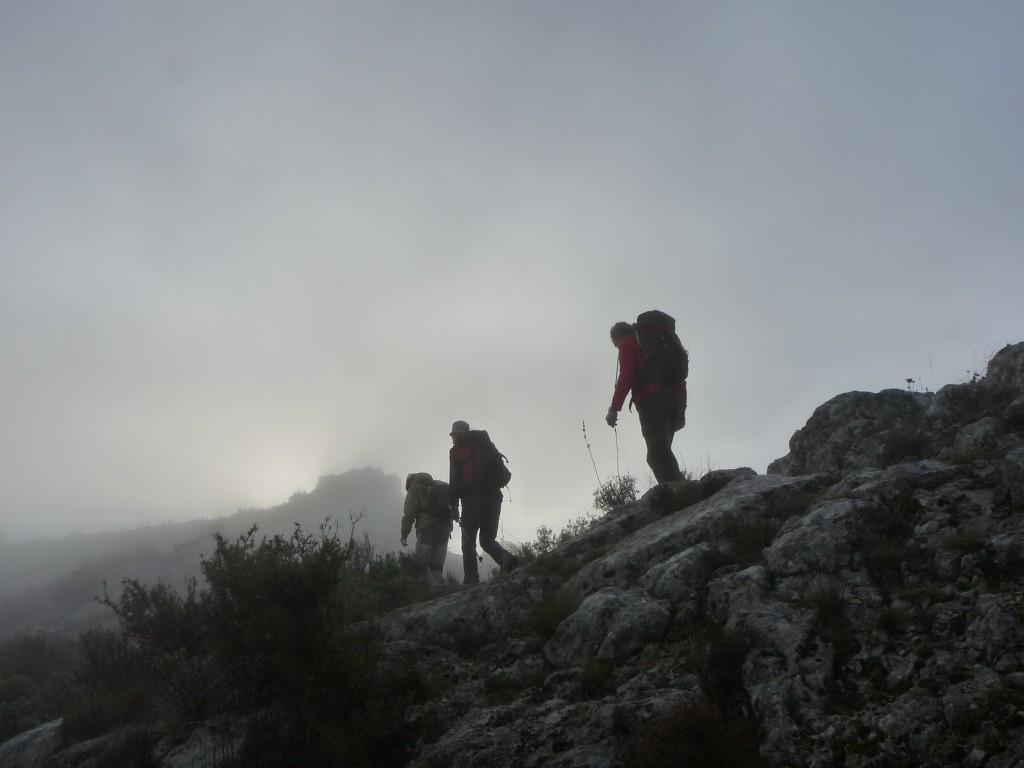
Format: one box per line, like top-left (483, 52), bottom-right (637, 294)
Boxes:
top-left (606, 320), bottom-right (686, 483)
top-left (448, 420), bottom-right (519, 584)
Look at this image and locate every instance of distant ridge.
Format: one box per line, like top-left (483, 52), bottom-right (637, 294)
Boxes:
top-left (0, 467), bottom-right (406, 639)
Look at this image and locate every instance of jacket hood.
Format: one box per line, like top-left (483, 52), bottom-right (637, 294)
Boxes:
top-left (405, 471), bottom-right (434, 491)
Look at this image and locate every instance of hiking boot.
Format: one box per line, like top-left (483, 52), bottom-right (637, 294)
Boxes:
top-left (505, 554), bottom-right (521, 573)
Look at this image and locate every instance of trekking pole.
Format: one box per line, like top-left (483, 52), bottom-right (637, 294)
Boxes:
top-left (582, 420), bottom-right (601, 484)
top-left (611, 355), bottom-right (623, 479)
top-left (614, 425), bottom-right (621, 479)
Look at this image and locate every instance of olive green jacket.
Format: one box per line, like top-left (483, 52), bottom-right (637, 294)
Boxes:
top-left (401, 472), bottom-right (448, 539)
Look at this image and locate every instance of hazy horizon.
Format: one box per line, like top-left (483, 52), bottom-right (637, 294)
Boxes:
top-left (3, 2), bottom-right (1022, 544)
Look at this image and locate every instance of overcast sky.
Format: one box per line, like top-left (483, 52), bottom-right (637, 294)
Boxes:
top-left (2, 2), bottom-right (1022, 544)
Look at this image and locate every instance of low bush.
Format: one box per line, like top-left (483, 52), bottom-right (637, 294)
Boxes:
top-left (0, 674), bottom-right (43, 743)
top-left (60, 629), bottom-right (155, 742)
top-left (649, 472), bottom-right (733, 516)
top-left (593, 474), bottom-right (639, 512)
top-left (721, 514), bottom-right (785, 567)
top-left (807, 573), bottom-right (846, 629)
top-left (0, 633), bottom-right (79, 743)
top-left (579, 659), bottom-right (616, 700)
top-left (523, 584), bottom-right (583, 642)
top-left (69, 519), bottom-right (449, 766)
top-left (517, 513), bottom-right (602, 560)
top-left (630, 698), bottom-right (762, 768)
top-left (880, 419), bottom-right (932, 466)
top-left (684, 622), bottom-right (760, 714)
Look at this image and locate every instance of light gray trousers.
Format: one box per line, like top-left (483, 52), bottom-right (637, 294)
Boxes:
top-left (415, 521), bottom-right (452, 585)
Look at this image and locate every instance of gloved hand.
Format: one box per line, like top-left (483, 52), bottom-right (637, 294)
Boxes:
top-left (605, 408), bottom-right (618, 427)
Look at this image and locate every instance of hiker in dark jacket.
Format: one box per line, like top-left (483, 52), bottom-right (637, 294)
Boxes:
top-left (448, 420), bottom-right (519, 584)
top-left (606, 321), bottom-right (685, 483)
top-left (400, 472), bottom-right (452, 585)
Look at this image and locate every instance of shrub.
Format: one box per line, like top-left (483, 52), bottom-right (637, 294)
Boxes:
top-left (720, 514), bottom-right (785, 567)
top-left (334, 654), bottom-right (434, 767)
top-left (859, 494), bottom-right (924, 590)
top-left (0, 675), bottom-right (42, 743)
top-left (342, 548), bottom-right (437, 622)
top-left (0, 633), bottom-right (79, 743)
top-left (873, 605), bottom-right (909, 638)
top-left (864, 493), bottom-right (921, 539)
top-left (521, 514), bottom-right (602, 559)
top-left (103, 577), bottom-right (204, 656)
top-left (514, 525), bottom-right (557, 560)
top-left (685, 623), bottom-right (760, 714)
top-left (100, 576), bottom-right (217, 722)
top-left (648, 472), bottom-right (732, 516)
top-left (863, 538), bottom-right (909, 590)
top-left (526, 550), bottom-right (583, 581)
top-left (523, 585), bottom-right (583, 641)
top-left (630, 698), bottom-right (762, 768)
top-left (60, 629), bottom-right (157, 743)
top-left (199, 523), bottom-right (353, 698)
top-left (880, 419), bottom-right (932, 466)
top-left (579, 659), bottom-right (615, 700)
top-left (804, 575), bottom-right (860, 670)
top-left (938, 530), bottom-right (985, 555)
top-left (807, 573), bottom-right (846, 629)
top-left (91, 520), bottom-right (435, 767)
top-left (562, 512), bottom-right (601, 539)
top-left (94, 726), bottom-right (160, 768)
top-left (594, 474), bottom-right (639, 512)
top-left (484, 664), bottom-right (546, 704)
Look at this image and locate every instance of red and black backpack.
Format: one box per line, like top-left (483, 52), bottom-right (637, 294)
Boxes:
top-left (453, 430), bottom-right (511, 492)
top-left (634, 310), bottom-right (689, 387)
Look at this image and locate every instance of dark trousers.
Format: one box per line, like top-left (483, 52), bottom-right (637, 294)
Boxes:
top-left (636, 387), bottom-right (684, 483)
top-left (460, 490), bottom-right (511, 584)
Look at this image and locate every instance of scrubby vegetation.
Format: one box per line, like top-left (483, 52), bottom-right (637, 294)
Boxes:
top-left (647, 471), bottom-right (733, 515)
top-left (593, 473), bottom-right (639, 512)
top-left (0, 474), bottom-right (630, 764)
top-left (629, 698), bottom-right (762, 768)
top-left (515, 513), bottom-right (602, 560)
top-left (0, 519), bottom-right (443, 767)
top-left (0, 633), bottom-right (79, 744)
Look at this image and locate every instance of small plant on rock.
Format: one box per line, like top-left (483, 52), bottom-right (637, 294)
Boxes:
top-left (648, 472), bottom-right (733, 516)
top-left (629, 697), bottom-right (762, 768)
top-left (593, 474), bottom-right (639, 512)
top-left (578, 659), bottom-right (616, 700)
top-left (807, 573), bottom-right (846, 629)
top-left (880, 419), bottom-right (932, 466)
top-left (59, 629), bottom-right (155, 744)
top-left (720, 514), bottom-right (786, 567)
top-left (523, 585), bottom-right (583, 642)
top-left (806, 574), bottom-right (860, 670)
top-left (684, 622), bottom-right (760, 715)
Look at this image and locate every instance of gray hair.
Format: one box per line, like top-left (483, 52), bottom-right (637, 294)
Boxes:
top-left (609, 321), bottom-right (633, 340)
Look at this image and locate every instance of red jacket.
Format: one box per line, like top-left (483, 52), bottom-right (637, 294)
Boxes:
top-left (610, 334), bottom-right (686, 412)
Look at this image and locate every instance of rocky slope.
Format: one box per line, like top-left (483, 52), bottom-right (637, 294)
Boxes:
top-left (3, 342), bottom-right (1023, 767)
top-left (378, 341), bottom-right (1024, 767)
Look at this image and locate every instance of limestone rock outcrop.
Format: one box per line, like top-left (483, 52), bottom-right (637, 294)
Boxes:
top-left (381, 343), bottom-right (1024, 767)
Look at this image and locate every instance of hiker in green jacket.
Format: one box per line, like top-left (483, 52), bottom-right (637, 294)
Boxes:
top-left (400, 472), bottom-right (453, 585)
